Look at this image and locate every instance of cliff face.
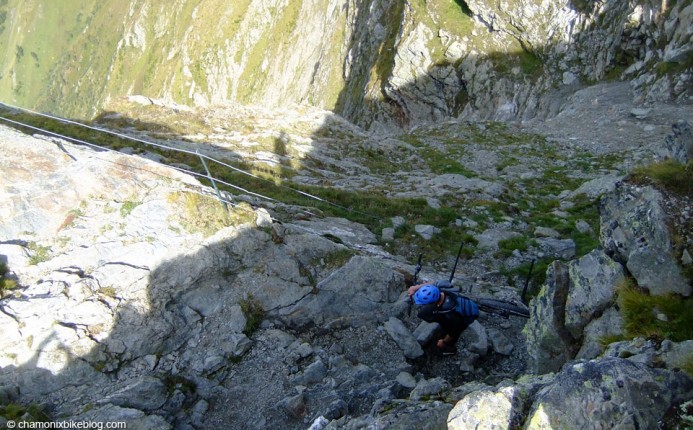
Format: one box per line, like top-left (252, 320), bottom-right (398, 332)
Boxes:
top-left (0, 0), bottom-right (690, 128)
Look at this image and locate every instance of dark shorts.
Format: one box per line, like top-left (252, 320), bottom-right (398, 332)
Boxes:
top-left (441, 313), bottom-right (477, 342)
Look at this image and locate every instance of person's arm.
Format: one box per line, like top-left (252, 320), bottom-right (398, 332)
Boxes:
top-left (407, 283), bottom-right (428, 297)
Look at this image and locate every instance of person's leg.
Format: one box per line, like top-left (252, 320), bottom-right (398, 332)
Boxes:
top-left (436, 334), bottom-right (456, 348)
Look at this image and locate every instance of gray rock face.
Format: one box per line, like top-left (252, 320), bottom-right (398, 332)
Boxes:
top-left (98, 377), bottom-right (168, 412)
top-left (525, 358), bottom-right (693, 429)
top-left (461, 321), bottom-right (488, 356)
top-left (656, 120), bottom-right (692, 164)
top-left (487, 328), bottom-right (514, 356)
top-left (576, 307), bottom-right (624, 360)
top-left (536, 237), bottom-right (576, 260)
top-left (71, 404), bottom-right (171, 430)
top-left (413, 321), bottom-right (440, 346)
top-left (450, 356), bottom-right (693, 430)
top-left (280, 255), bottom-right (404, 328)
top-left (410, 377), bottom-right (450, 401)
top-left (385, 317), bottom-right (425, 359)
top-left (448, 385), bottom-right (522, 430)
top-left (524, 261), bottom-right (577, 374)
top-left (293, 217), bottom-right (377, 247)
top-left (600, 184), bottom-right (690, 296)
top-left (525, 249), bottom-right (630, 372)
top-left (564, 249), bottom-right (625, 338)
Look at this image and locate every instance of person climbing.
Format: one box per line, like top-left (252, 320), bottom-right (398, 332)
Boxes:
top-left (407, 282), bottom-right (478, 355)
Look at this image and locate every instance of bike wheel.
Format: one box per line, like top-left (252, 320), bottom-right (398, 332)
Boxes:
top-left (477, 298), bottom-right (530, 318)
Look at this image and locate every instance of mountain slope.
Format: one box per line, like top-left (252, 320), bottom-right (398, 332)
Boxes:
top-left (1, 0), bottom-right (690, 129)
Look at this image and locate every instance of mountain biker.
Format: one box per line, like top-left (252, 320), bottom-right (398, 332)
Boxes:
top-left (408, 283), bottom-right (478, 354)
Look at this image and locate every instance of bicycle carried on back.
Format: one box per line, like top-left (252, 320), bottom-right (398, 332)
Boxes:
top-left (408, 242), bottom-right (531, 320)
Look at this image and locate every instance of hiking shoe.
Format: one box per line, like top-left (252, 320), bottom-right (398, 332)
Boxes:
top-left (438, 345), bottom-right (457, 356)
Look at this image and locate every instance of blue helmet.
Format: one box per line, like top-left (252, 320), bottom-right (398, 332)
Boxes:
top-left (414, 284), bottom-right (440, 305)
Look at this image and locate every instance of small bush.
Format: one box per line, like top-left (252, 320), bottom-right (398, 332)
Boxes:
top-left (617, 279), bottom-right (693, 342)
top-left (28, 243), bottom-right (51, 265)
top-left (163, 374), bottom-right (197, 395)
top-left (239, 294), bottom-right (265, 336)
top-left (0, 262), bottom-right (15, 296)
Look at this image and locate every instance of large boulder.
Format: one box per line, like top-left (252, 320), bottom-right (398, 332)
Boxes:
top-left (564, 249), bottom-right (625, 338)
top-left (523, 261), bottom-right (578, 374)
top-left (448, 376), bottom-right (552, 430)
top-left (600, 183), bottom-right (690, 296)
top-left (447, 386), bottom-right (519, 429)
top-left (575, 307), bottom-right (624, 360)
top-left (279, 256), bottom-right (404, 328)
top-left (654, 120), bottom-right (692, 164)
top-left (524, 249), bottom-right (627, 373)
top-left (449, 356), bottom-right (693, 430)
top-left (525, 358), bottom-right (693, 429)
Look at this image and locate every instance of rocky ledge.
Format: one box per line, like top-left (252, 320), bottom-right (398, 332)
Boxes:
top-left (0, 115), bottom-right (692, 429)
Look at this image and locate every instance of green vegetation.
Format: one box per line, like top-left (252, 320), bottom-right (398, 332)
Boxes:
top-left (630, 160), bottom-right (693, 195)
top-left (0, 96), bottom-right (602, 268)
top-left (373, 2), bottom-right (405, 89)
top-left (0, 402), bottom-right (50, 424)
top-left (167, 191), bottom-right (255, 237)
top-left (163, 374), bottom-right (196, 395)
top-left (319, 248), bottom-right (356, 270)
top-left (0, 262), bottom-right (17, 297)
top-left (119, 200), bottom-right (141, 217)
top-left (617, 279), bottom-right (693, 342)
top-left (488, 49), bottom-right (545, 81)
top-left (28, 242), bottom-right (51, 265)
top-left (239, 293), bottom-right (265, 336)
top-left (504, 258), bottom-right (552, 301)
top-left (681, 354), bottom-right (693, 377)
top-left (497, 235), bottom-right (531, 258)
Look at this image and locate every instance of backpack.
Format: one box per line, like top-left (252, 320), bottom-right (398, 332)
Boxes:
top-left (452, 292), bottom-right (479, 318)
top-left (434, 280), bottom-right (479, 318)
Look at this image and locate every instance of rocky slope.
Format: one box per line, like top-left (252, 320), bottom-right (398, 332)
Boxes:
top-left (0, 0), bottom-right (692, 428)
top-left (0, 83), bottom-right (692, 427)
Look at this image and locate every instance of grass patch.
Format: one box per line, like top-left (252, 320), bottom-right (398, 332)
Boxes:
top-left (0, 402), bottom-right (51, 423)
top-left (119, 200), bottom-right (141, 217)
top-left (497, 235), bottom-right (531, 258)
top-left (680, 354), bottom-right (693, 377)
top-left (617, 279), bottom-right (693, 342)
top-left (504, 258), bottom-right (552, 302)
top-left (239, 293), bottom-right (265, 336)
top-left (630, 160), bottom-right (693, 195)
top-left (319, 248), bottom-right (355, 270)
top-left (28, 242), bottom-right (51, 265)
top-left (168, 191), bottom-right (255, 236)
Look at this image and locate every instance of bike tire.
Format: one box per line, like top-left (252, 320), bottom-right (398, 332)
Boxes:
top-left (476, 298), bottom-right (530, 318)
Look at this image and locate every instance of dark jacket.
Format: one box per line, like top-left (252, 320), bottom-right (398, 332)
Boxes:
top-left (417, 292), bottom-right (477, 341)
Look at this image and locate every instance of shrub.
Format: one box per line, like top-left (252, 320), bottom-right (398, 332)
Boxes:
top-left (28, 242), bottom-right (51, 265)
top-left (239, 294), bottom-right (265, 336)
top-left (0, 262), bottom-right (16, 296)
